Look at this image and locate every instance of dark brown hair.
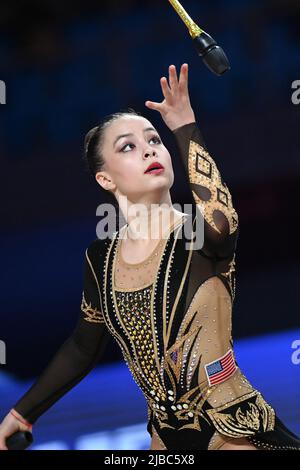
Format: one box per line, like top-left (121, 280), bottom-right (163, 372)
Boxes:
top-left (83, 107), bottom-right (142, 179)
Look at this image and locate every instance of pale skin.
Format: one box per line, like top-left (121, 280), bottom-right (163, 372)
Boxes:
top-left (96, 114), bottom-right (184, 262)
top-left (97, 63), bottom-right (257, 450)
top-left (0, 408), bottom-right (32, 450)
top-left (94, 64), bottom-right (197, 262)
top-left (0, 65), bottom-right (256, 451)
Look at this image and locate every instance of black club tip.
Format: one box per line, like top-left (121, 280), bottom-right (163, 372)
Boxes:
top-left (193, 31), bottom-right (231, 76)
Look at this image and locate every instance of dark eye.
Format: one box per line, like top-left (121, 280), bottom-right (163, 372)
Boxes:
top-left (150, 136), bottom-right (162, 145)
top-left (120, 143), bottom-right (134, 153)
top-left (120, 135), bottom-right (161, 153)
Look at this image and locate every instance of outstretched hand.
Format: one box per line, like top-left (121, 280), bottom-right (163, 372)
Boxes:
top-left (145, 63), bottom-right (196, 132)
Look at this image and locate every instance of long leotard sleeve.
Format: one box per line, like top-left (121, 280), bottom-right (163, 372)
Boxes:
top-left (172, 121), bottom-right (239, 260)
top-left (12, 242), bottom-right (110, 425)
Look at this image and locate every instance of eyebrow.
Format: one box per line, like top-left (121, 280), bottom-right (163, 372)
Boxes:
top-left (113, 127), bottom-right (157, 148)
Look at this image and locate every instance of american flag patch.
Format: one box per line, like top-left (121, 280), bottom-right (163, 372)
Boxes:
top-left (205, 350), bottom-right (237, 386)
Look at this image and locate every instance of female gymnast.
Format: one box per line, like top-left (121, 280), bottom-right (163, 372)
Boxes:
top-left (0, 63), bottom-right (299, 451)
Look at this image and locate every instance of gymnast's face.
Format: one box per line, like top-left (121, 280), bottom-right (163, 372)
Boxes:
top-left (95, 115), bottom-right (174, 204)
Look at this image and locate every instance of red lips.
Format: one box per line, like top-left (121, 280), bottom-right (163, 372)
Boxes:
top-left (144, 162), bottom-right (165, 173)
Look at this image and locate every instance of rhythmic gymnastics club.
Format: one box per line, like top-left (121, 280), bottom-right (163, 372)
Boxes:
top-left (168, 0), bottom-right (230, 76)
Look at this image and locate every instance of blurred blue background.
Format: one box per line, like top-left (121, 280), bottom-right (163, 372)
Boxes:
top-left (0, 0), bottom-right (299, 449)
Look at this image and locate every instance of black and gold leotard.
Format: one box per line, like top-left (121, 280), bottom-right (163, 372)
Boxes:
top-left (12, 122), bottom-right (300, 450)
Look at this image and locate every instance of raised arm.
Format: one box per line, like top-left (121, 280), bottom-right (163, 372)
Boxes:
top-left (172, 120), bottom-right (239, 259)
top-left (145, 63), bottom-right (239, 259)
top-left (10, 242), bottom-right (110, 426)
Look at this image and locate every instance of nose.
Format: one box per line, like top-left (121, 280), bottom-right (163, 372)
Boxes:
top-left (144, 149), bottom-right (157, 159)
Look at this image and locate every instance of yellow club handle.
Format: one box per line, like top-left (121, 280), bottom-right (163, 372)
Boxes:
top-left (168, 0), bottom-right (204, 38)
top-left (167, 0), bottom-right (231, 76)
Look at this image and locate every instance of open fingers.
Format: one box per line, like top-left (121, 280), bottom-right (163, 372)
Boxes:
top-left (160, 77), bottom-right (172, 101)
top-left (145, 63), bottom-right (189, 113)
top-left (179, 63), bottom-right (188, 93)
top-left (169, 65), bottom-right (179, 91)
top-left (145, 100), bottom-right (162, 111)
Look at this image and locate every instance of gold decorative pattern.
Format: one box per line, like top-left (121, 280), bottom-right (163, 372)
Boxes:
top-left (248, 436), bottom-right (300, 451)
top-left (95, 208), bottom-right (298, 450)
top-left (148, 382), bottom-right (215, 433)
top-left (206, 391), bottom-right (275, 438)
top-left (80, 292), bottom-right (105, 323)
top-left (220, 253), bottom-right (237, 301)
top-left (188, 140), bottom-right (239, 235)
top-left (103, 231), bottom-right (155, 401)
top-left (85, 248), bottom-right (105, 319)
top-left (165, 326), bottom-right (199, 384)
top-left (164, 217), bottom-right (194, 349)
top-left (114, 286), bottom-right (167, 402)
